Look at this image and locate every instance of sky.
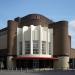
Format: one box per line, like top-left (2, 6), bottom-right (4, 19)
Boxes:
top-left (0, 0), bottom-right (75, 48)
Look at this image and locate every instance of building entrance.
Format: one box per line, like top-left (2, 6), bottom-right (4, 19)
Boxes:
top-left (16, 59), bottom-right (33, 69)
top-left (33, 59), bottom-right (39, 68)
top-left (16, 59), bottom-right (53, 69)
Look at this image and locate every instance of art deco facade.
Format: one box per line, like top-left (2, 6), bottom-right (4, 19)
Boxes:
top-left (0, 14), bottom-right (74, 69)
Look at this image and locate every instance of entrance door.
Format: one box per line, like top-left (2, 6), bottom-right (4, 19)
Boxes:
top-left (33, 60), bottom-right (39, 68)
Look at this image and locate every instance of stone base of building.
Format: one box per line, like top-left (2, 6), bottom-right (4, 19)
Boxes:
top-left (7, 56), bottom-right (16, 69)
top-left (53, 56), bottom-right (69, 70)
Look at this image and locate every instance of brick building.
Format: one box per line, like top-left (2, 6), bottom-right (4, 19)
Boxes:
top-left (0, 14), bottom-right (75, 69)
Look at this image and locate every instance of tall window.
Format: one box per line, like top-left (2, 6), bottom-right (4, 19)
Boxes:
top-left (49, 42), bottom-right (51, 55)
top-left (25, 41), bottom-right (30, 54)
top-left (33, 40), bottom-right (39, 54)
top-left (19, 41), bottom-right (22, 55)
top-left (42, 41), bottom-right (46, 54)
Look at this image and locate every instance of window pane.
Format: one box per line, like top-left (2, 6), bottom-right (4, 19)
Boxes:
top-left (49, 42), bottom-right (51, 55)
top-left (42, 41), bottom-right (46, 54)
top-left (33, 40), bottom-right (39, 54)
top-left (25, 41), bottom-right (30, 54)
top-left (19, 41), bottom-right (22, 55)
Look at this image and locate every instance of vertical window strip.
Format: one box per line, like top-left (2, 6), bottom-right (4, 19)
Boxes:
top-left (25, 41), bottom-right (30, 54)
top-left (49, 42), bottom-right (51, 55)
top-left (33, 40), bottom-right (39, 54)
top-left (42, 41), bottom-right (46, 54)
top-left (19, 41), bottom-right (22, 55)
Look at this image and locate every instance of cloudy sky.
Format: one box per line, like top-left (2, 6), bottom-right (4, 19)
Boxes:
top-left (0, 0), bottom-right (75, 48)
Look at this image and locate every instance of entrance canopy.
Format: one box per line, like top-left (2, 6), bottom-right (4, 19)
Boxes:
top-left (16, 56), bottom-right (58, 60)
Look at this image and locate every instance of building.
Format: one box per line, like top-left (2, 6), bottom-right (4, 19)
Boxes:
top-left (0, 14), bottom-right (74, 70)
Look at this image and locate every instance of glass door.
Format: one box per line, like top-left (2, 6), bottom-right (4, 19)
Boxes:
top-left (33, 59), bottom-right (39, 68)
